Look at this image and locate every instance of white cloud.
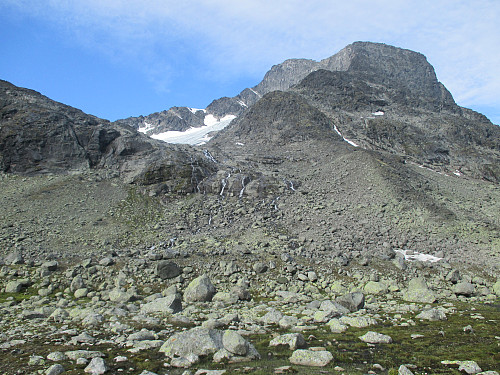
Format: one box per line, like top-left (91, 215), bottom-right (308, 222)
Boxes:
top-left (2, 0), bottom-right (499, 121)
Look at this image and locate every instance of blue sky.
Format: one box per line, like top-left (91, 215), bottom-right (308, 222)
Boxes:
top-left (1, 1), bottom-right (499, 125)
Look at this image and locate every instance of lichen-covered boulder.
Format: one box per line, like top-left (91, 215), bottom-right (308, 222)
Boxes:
top-left (183, 275), bottom-right (216, 303)
top-left (159, 328), bottom-right (260, 365)
top-left (289, 349), bottom-right (333, 367)
top-left (359, 331), bottom-right (393, 344)
top-left (160, 328), bottom-right (223, 358)
top-left (269, 333), bottom-right (306, 350)
top-left (402, 278), bottom-right (436, 303)
top-left (141, 294), bottom-right (182, 314)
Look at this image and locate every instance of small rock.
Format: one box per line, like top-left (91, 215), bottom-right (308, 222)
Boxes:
top-left (46, 364), bottom-right (65, 375)
top-left (253, 262), bottom-right (268, 273)
top-left (274, 366), bottom-right (295, 374)
top-left (445, 269), bottom-right (461, 284)
top-left (128, 329), bottom-right (157, 341)
top-left (326, 318), bottom-right (348, 333)
top-left (74, 288), bottom-right (89, 299)
top-left (99, 257), bottom-right (114, 266)
top-left (41, 261), bottom-right (59, 271)
top-left (29, 355), bottom-right (45, 365)
top-left (194, 370), bottom-right (227, 375)
top-left (398, 365), bottom-right (414, 375)
top-left (47, 352), bottom-right (67, 361)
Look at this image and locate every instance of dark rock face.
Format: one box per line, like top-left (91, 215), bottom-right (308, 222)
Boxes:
top-left (290, 66), bottom-right (500, 181)
top-left (0, 80), bottom-right (109, 174)
top-left (0, 80), bottom-right (217, 193)
top-left (211, 91), bottom-right (342, 147)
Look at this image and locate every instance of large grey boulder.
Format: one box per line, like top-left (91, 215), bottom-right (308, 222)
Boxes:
top-left (5, 279), bottom-right (30, 293)
top-left (70, 275), bottom-right (85, 293)
top-left (183, 275), bottom-right (216, 303)
top-left (46, 364), bottom-right (65, 375)
top-left (319, 300), bottom-right (350, 315)
top-left (493, 280), bottom-right (500, 297)
top-left (326, 318), bottom-right (348, 333)
top-left (269, 333), bottom-right (306, 350)
top-left (402, 278), bottom-right (436, 303)
top-left (454, 282), bottom-right (475, 296)
top-left (399, 365), bottom-right (414, 375)
top-left (364, 281), bottom-right (388, 295)
top-left (108, 288), bottom-right (135, 303)
top-left (159, 327), bottom-right (259, 364)
top-left (441, 360), bottom-right (482, 374)
top-left (84, 357), bottom-right (108, 374)
top-left (156, 261), bottom-right (181, 280)
top-left (340, 316), bottom-right (377, 328)
top-left (141, 294), bottom-right (182, 314)
top-left (5, 250), bottom-right (24, 265)
top-left (416, 308), bottom-right (447, 321)
top-left (160, 327), bottom-right (223, 358)
top-left (359, 331), bottom-right (393, 344)
top-left (335, 292), bottom-right (365, 312)
top-left (222, 330), bottom-right (249, 356)
top-left (289, 349), bottom-right (333, 367)
top-left (260, 309), bottom-right (284, 324)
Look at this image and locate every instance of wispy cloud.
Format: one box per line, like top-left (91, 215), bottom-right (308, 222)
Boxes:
top-left (2, 0), bottom-right (499, 121)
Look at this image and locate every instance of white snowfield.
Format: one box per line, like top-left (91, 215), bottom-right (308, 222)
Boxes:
top-left (150, 114), bottom-right (236, 146)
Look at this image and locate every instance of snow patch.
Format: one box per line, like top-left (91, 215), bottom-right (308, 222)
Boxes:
top-left (138, 121), bottom-right (154, 134)
top-left (372, 111), bottom-right (385, 116)
top-left (237, 100), bottom-right (248, 108)
top-left (188, 107), bottom-right (206, 114)
top-left (344, 139), bottom-right (359, 147)
top-left (333, 125), bottom-right (359, 147)
top-left (250, 88), bottom-right (262, 98)
top-left (235, 142), bottom-right (245, 146)
top-left (454, 170), bottom-right (462, 176)
top-left (152, 114), bottom-right (236, 146)
top-left (395, 249), bottom-right (442, 263)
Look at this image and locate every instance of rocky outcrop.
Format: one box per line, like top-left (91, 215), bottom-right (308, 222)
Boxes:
top-left (0, 80), bottom-right (217, 193)
top-left (210, 91), bottom-right (342, 148)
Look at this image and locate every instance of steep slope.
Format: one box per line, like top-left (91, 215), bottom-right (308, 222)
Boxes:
top-left (291, 67), bottom-right (500, 181)
top-left (203, 66), bottom-right (499, 269)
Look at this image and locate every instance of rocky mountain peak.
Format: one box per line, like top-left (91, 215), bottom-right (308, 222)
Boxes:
top-left (321, 41), bottom-right (455, 108)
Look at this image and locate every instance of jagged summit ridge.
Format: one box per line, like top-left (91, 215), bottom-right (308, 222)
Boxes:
top-left (114, 42), bottom-right (461, 144)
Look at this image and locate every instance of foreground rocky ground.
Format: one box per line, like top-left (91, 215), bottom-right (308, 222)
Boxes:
top-left (1, 172), bottom-right (499, 375)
